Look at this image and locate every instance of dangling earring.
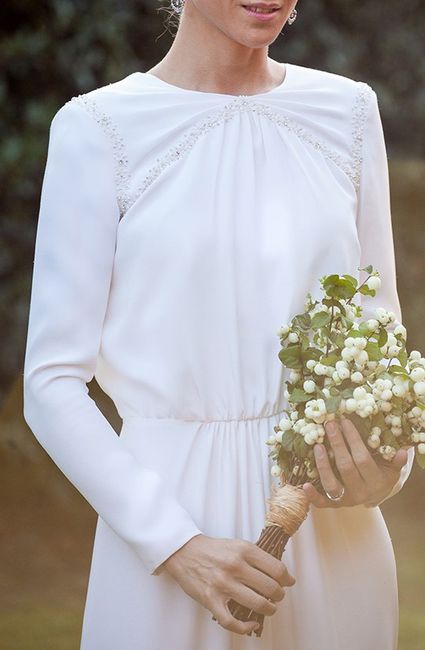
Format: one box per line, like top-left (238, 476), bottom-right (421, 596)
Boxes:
top-left (287, 8), bottom-right (297, 25)
top-left (171, 0), bottom-right (185, 14)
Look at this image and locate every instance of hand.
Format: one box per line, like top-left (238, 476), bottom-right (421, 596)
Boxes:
top-left (302, 416), bottom-right (410, 508)
top-left (161, 533), bottom-right (296, 636)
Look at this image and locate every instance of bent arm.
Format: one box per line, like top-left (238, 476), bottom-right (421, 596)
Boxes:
top-left (355, 85), bottom-right (414, 505)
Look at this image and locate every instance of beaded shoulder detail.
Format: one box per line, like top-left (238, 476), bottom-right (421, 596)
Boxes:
top-left (68, 93), bottom-right (133, 218)
top-left (350, 81), bottom-right (373, 189)
top-left (136, 82), bottom-right (373, 201)
top-left (67, 82), bottom-right (373, 218)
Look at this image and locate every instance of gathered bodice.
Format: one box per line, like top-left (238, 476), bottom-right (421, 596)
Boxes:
top-left (63, 64), bottom-right (379, 422)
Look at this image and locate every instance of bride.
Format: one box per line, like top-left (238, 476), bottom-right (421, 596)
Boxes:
top-left (23, 1), bottom-right (414, 648)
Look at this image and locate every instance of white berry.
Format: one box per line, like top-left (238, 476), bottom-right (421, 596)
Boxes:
top-left (304, 380), bottom-right (316, 394)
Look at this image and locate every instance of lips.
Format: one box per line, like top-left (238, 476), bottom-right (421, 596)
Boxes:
top-left (242, 5), bottom-right (280, 17)
top-left (242, 3), bottom-right (281, 9)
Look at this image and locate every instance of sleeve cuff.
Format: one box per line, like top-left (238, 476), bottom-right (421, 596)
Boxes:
top-left (147, 527), bottom-right (204, 576)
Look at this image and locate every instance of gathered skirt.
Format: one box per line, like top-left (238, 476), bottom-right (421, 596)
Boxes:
top-left (80, 412), bottom-right (398, 650)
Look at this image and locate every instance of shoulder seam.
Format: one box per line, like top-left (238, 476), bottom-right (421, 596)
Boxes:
top-left (66, 93), bottom-right (132, 219)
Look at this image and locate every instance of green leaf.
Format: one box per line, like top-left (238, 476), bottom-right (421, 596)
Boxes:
top-left (347, 329), bottom-right (365, 338)
top-left (301, 336), bottom-right (310, 351)
top-left (372, 411), bottom-right (387, 430)
top-left (278, 345), bottom-right (302, 369)
top-left (301, 346), bottom-right (322, 362)
top-left (378, 328), bottom-right (388, 347)
top-left (334, 333), bottom-right (347, 349)
top-left (365, 341), bottom-right (382, 361)
top-left (280, 429), bottom-right (297, 451)
top-left (289, 388), bottom-right (313, 403)
top-left (328, 329), bottom-right (341, 344)
top-left (324, 275), bottom-right (357, 300)
top-left (388, 364), bottom-right (409, 377)
top-left (292, 313), bottom-right (312, 331)
top-left (342, 274), bottom-right (358, 289)
top-left (374, 363), bottom-right (387, 377)
top-left (397, 348), bottom-right (408, 367)
top-left (401, 413), bottom-right (411, 436)
top-left (361, 264), bottom-right (374, 275)
top-left (340, 317), bottom-right (353, 331)
top-left (278, 448), bottom-right (293, 476)
top-left (391, 396), bottom-right (404, 410)
top-left (322, 298), bottom-right (347, 316)
top-left (321, 325), bottom-right (331, 339)
top-left (325, 395), bottom-right (342, 413)
top-left (320, 352), bottom-right (340, 366)
top-left (329, 284), bottom-right (357, 300)
top-left (294, 434), bottom-right (309, 458)
top-left (329, 386), bottom-right (341, 396)
top-left (322, 274), bottom-right (340, 289)
top-left (359, 321), bottom-right (372, 335)
top-left (359, 285), bottom-right (376, 297)
top-left (381, 430), bottom-right (398, 446)
top-left (311, 311), bottom-right (331, 329)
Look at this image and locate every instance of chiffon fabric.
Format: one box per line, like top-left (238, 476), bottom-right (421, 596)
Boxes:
top-left (23, 62), bottom-right (414, 649)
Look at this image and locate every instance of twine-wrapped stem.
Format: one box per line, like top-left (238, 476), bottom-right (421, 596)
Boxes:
top-left (226, 483), bottom-right (310, 637)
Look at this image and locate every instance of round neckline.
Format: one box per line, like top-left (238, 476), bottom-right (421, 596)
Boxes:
top-left (139, 62), bottom-right (292, 99)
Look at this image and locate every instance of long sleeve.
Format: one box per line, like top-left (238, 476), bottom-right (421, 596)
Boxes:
top-left (22, 100), bottom-right (203, 575)
top-left (355, 86), bottom-right (415, 506)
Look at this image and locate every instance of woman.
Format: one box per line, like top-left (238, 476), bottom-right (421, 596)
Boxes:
top-left (23, 1), bottom-right (414, 648)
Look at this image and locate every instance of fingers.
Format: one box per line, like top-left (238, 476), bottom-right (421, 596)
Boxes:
top-left (302, 481), bottom-right (335, 508)
top-left (307, 420), bottom-right (410, 509)
top-left (387, 447), bottom-right (409, 472)
top-left (239, 564), bottom-right (286, 603)
top-left (210, 539), bottom-right (296, 636)
top-left (371, 448), bottom-right (410, 502)
top-left (324, 420), bottom-right (368, 500)
top-left (312, 440), bottom-right (346, 500)
top-left (212, 599), bottom-right (260, 635)
top-left (245, 543), bottom-right (296, 587)
top-left (338, 417), bottom-right (381, 486)
top-left (227, 581), bottom-right (277, 617)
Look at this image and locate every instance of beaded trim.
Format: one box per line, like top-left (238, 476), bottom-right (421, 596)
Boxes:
top-left (350, 81), bottom-right (373, 189)
top-left (67, 83), bottom-right (373, 218)
top-left (68, 93), bottom-right (132, 218)
top-left (136, 84), bottom-right (373, 201)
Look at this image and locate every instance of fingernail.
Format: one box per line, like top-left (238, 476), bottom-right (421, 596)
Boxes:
top-left (315, 444), bottom-right (324, 457)
top-left (326, 421), bottom-right (337, 435)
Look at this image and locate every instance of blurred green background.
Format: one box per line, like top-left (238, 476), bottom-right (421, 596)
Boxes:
top-left (1, 1), bottom-right (424, 648)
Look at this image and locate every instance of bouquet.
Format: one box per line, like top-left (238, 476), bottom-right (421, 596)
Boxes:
top-left (217, 265), bottom-right (425, 637)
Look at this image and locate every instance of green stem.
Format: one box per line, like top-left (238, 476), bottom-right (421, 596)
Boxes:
top-left (325, 303), bottom-right (335, 356)
top-left (357, 273), bottom-right (373, 293)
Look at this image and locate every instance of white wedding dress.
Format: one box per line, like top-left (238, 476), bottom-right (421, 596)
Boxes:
top-left (23, 61), bottom-right (414, 649)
